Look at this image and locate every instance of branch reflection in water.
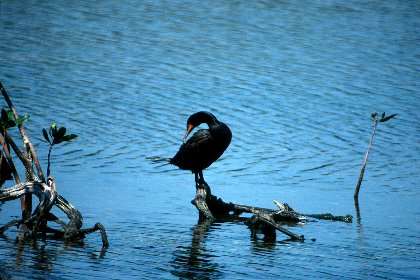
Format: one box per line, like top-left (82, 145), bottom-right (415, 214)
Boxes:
top-left (0, 233), bottom-right (107, 277)
top-left (170, 219), bottom-right (222, 279)
top-left (170, 217), bottom-right (302, 279)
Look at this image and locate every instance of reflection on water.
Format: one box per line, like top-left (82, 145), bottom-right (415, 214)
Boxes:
top-left (1, 0), bottom-right (419, 279)
top-left (171, 220), bottom-right (222, 280)
top-left (170, 219), bottom-right (295, 280)
top-left (0, 233), bottom-right (110, 279)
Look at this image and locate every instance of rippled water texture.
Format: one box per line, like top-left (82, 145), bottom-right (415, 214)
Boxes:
top-left (0, 0), bottom-right (419, 279)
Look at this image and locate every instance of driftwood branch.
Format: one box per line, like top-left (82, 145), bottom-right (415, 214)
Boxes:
top-left (192, 180), bottom-right (352, 241)
top-left (0, 82), bottom-right (107, 249)
top-left (0, 178), bottom-right (108, 248)
top-left (191, 181), bottom-right (214, 220)
top-left (0, 219), bottom-right (20, 235)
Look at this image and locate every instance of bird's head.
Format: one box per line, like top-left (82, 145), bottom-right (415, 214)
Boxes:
top-left (183, 111), bottom-right (217, 142)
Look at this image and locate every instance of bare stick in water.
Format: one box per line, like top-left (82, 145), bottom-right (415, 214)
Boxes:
top-left (354, 112), bottom-right (397, 201)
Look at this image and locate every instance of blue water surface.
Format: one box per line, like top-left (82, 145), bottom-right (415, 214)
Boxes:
top-left (0, 0), bottom-right (419, 279)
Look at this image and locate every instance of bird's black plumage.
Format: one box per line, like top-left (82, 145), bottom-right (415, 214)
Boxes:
top-left (170, 111), bottom-right (231, 185)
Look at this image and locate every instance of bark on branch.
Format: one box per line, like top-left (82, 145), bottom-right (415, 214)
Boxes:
top-left (192, 180), bottom-right (352, 241)
top-left (0, 178), bottom-right (108, 248)
top-left (0, 82), bottom-right (107, 249)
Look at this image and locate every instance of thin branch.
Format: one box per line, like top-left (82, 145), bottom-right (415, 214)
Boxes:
top-left (28, 142), bottom-right (45, 182)
top-left (0, 82), bottom-right (30, 144)
top-left (55, 195), bottom-right (84, 235)
top-left (46, 212), bottom-right (68, 229)
top-left (354, 112), bottom-right (396, 202)
top-left (0, 132), bottom-right (26, 219)
top-left (0, 219), bottom-right (20, 235)
top-left (1, 82), bottom-right (35, 223)
top-left (29, 177), bottom-right (57, 237)
top-left (47, 145), bottom-right (53, 177)
top-left (80, 223), bottom-right (109, 248)
top-left (0, 81), bottom-right (45, 182)
top-left (248, 212), bottom-right (304, 241)
top-left (354, 119), bottom-right (378, 200)
top-left (0, 133), bottom-right (21, 183)
top-left (3, 130), bottom-right (31, 172)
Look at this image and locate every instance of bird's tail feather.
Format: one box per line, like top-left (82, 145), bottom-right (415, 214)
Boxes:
top-left (146, 156), bottom-right (172, 167)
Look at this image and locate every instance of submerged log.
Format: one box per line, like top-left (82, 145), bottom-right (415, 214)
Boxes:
top-left (192, 180), bottom-right (352, 241)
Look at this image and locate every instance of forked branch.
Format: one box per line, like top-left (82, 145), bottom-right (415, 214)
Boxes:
top-left (0, 179), bottom-right (109, 248)
top-left (192, 180), bottom-right (352, 241)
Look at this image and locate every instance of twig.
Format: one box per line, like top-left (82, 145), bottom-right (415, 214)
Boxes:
top-left (3, 131), bottom-right (31, 173)
top-left (55, 195), bottom-right (84, 236)
top-left (29, 177), bottom-right (57, 238)
top-left (0, 83), bottom-right (29, 146)
top-left (0, 219), bottom-right (20, 235)
top-left (0, 133), bottom-right (27, 226)
top-left (0, 81), bottom-right (45, 183)
top-left (354, 119), bottom-right (378, 200)
top-left (305, 213), bottom-right (353, 223)
top-left (0, 133), bottom-right (22, 184)
top-left (354, 112), bottom-right (397, 201)
top-left (1, 82), bottom-right (33, 222)
top-left (248, 212), bottom-right (304, 241)
top-left (47, 146), bottom-right (53, 177)
top-left (28, 142), bottom-right (45, 182)
top-left (80, 223), bottom-right (109, 248)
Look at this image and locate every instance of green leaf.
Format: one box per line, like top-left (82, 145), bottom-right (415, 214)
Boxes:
top-left (380, 113), bottom-right (397, 123)
top-left (56, 127), bottom-right (66, 139)
top-left (52, 138), bottom-right (63, 145)
top-left (42, 128), bottom-right (51, 144)
top-left (1, 109), bottom-right (8, 123)
top-left (6, 111), bottom-right (13, 120)
top-left (49, 123), bottom-right (57, 138)
top-left (371, 112), bottom-right (377, 119)
top-left (62, 134), bottom-right (78, 142)
top-left (15, 115), bottom-right (30, 125)
top-left (52, 127), bottom-right (67, 144)
top-left (7, 120), bottom-right (16, 128)
top-left (381, 112), bottom-right (386, 120)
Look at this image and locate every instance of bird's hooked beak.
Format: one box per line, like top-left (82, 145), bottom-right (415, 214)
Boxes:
top-left (183, 124), bottom-right (195, 143)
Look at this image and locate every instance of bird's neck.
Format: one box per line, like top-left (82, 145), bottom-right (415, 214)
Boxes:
top-left (203, 114), bottom-right (220, 127)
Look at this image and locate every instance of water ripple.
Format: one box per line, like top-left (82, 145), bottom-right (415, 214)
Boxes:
top-left (0, 0), bottom-right (418, 279)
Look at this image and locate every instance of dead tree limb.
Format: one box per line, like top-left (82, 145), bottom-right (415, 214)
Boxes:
top-left (354, 112), bottom-right (396, 201)
top-left (354, 117), bottom-right (378, 200)
top-left (0, 134), bottom-right (21, 183)
top-left (191, 181), bottom-right (214, 220)
top-left (191, 180), bottom-right (352, 241)
top-left (1, 82), bottom-right (37, 224)
top-left (0, 83), bottom-right (107, 248)
top-left (0, 220), bottom-right (20, 235)
top-left (0, 175), bottom-right (108, 248)
top-left (0, 82), bottom-right (43, 182)
top-left (54, 194), bottom-right (84, 238)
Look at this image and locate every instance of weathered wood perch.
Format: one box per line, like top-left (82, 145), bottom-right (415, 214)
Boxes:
top-left (0, 177), bottom-right (109, 248)
top-left (192, 181), bottom-right (352, 241)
